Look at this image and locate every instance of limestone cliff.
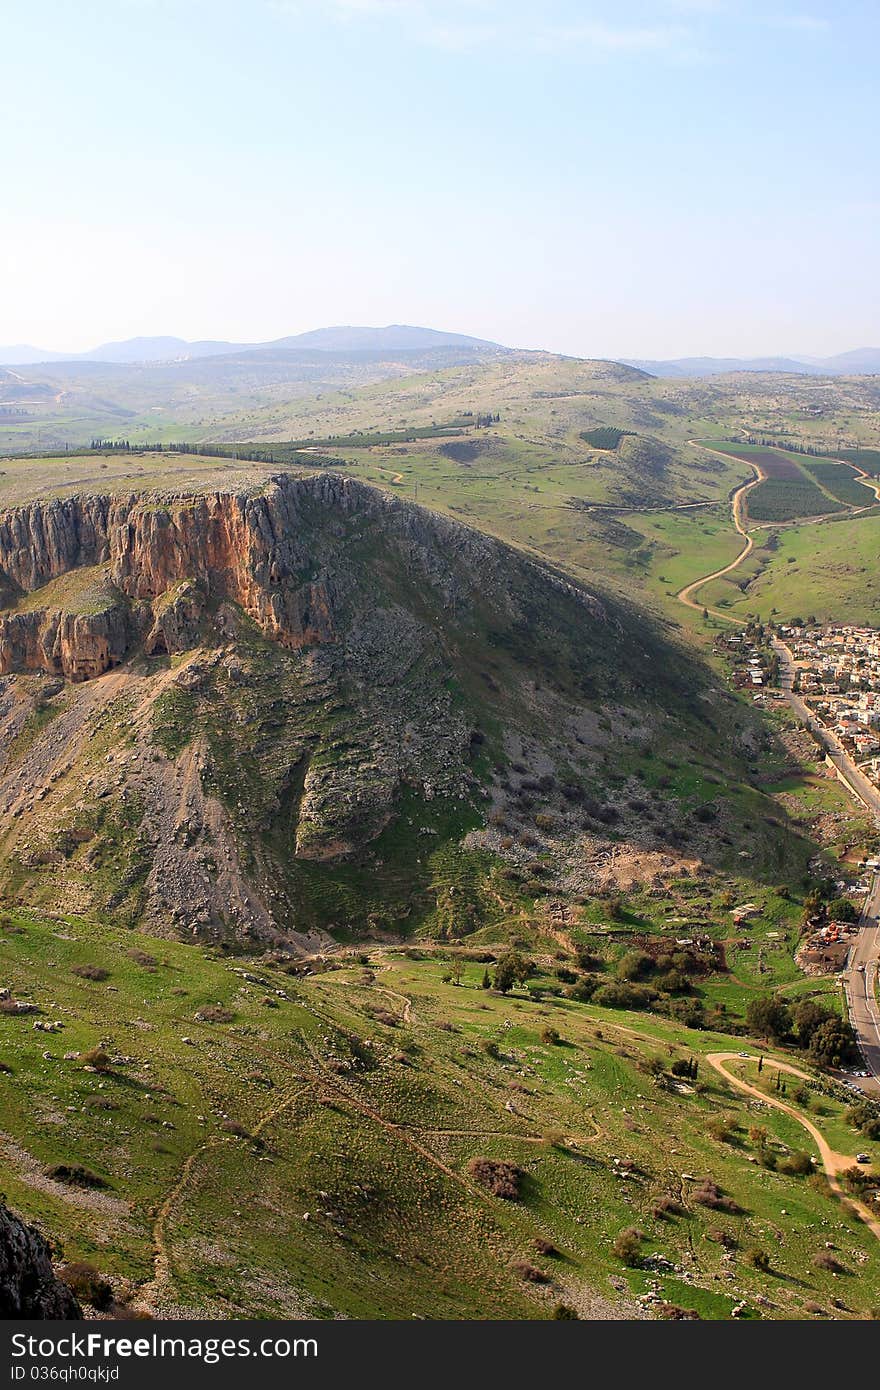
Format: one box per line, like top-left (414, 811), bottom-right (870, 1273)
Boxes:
top-left (0, 472), bottom-right (702, 948)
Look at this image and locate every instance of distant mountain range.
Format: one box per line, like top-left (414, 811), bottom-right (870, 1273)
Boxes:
top-left (621, 348), bottom-right (880, 378)
top-left (3, 326), bottom-right (879, 376)
top-left (0, 325), bottom-right (504, 367)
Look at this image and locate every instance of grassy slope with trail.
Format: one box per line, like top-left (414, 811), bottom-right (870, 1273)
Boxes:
top-left (2, 909), bottom-right (880, 1320)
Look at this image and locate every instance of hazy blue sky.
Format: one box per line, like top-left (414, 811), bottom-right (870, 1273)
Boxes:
top-left (2, 0), bottom-right (877, 358)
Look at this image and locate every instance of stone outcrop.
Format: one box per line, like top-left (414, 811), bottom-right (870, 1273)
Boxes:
top-left (0, 604), bottom-right (130, 681)
top-left (0, 1202), bottom-right (81, 1318)
top-left (0, 474), bottom-right (596, 684)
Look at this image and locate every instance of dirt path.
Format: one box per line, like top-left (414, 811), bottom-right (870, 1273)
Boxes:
top-left (676, 448), bottom-right (764, 620)
top-left (676, 443), bottom-right (880, 622)
top-left (139, 1076), bottom-right (309, 1311)
top-left (706, 1052), bottom-right (880, 1240)
top-left (375, 963), bottom-right (415, 1023)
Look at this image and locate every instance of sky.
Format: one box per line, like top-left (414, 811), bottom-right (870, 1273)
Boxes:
top-left (1, 0), bottom-right (878, 359)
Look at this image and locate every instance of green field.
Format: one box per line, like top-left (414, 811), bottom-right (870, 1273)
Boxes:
top-left (747, 477), bottom-right (844, 522)
top-left (800, 459), bottom-right (873, 507)
top-left (699, 512), bottom-right (880, 624)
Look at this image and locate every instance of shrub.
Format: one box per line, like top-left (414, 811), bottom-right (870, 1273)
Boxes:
top-left (814, 1251), bottom-right (845, 1274)
top-left (658, 1303), bottom-right (701, 1320)
top-left (540, 1027), bottom-right (561, 1046)
top-left (779, 1150), bottom-right (813, 1177)
top-left (840, 1165), bottom-right (873, 1193)
top-left (653, 1196), bottom-right (685, 1219)
top-left (221, 1120), bottom-right (251, 1139)
top-left (45, 1164), bottom-right (107, 1189)
top-left (534, 1237), bottom-right (559, 1257)
top-left (81, 1048), bottom-right (113, 1072)
top-left (574, 946), bottom-right (604, 972)
top-left (748, 1248), bottom-right (772, 1272)
top-left (71, 964), bottom-right (110, 982)
top-left (467, 1157), bottom-right (523, 1199)
top-left (551, 1303), bottom-right (579, 1319)
top-left (707, 1115), bottom-right (738, 1144)
top-left (612, 1227), bottom-right (643, 1267)
top-left (693, 1179), bottom-right (742, 1214)
top-left (126, 949), bottom-right (158, 968)
top-left (616, 949), bottom-right (653, 982)
top-left (592, 981), bottom-right (656, 1010)
top-left (59, 1262), bottom-right (113, 1310)
top-left (567, 976), bottom-right (599, 1003)
top-left (510, 1260), bottom-right (549, 1283)
top-left (195, 1005), bottom-right (235, 1023)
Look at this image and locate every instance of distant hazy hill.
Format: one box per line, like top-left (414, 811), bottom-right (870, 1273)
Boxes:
top-left (0, 324), bottom-right (505, 367)
top-left (623, 349), bottom-right (880, 378)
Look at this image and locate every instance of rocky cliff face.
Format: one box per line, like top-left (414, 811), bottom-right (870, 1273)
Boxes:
top-left (0, 1202), bottom-right (81, 1318)
top-left (0, 472), bottom-right (704, 947)
top-left (0, 605), bottom-right (130, 681)
top-left (0, 475), bottom-right (541, 679)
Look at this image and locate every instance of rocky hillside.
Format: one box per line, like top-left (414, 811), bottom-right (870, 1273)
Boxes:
top-left (0, 473), bottom-right (747, 949)
top-left (0, 1202), bottom-right (81, 1318)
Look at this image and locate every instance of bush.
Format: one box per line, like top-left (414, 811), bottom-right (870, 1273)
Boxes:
top-left (540, 1027), bottom-right (561, 1046)
top-left (566, 975), bottom-right (599, 1003)
top-left (467, 1157), bottom-right (523, 1199)
top-left (814, 1251), bottom-right (845, 1274)
top-left (221, 1120), bottom-right (252, 1139)
top-left (748, 1248), bottom-right (772, 1272)
top-left (653, 1196), bottom-right (685, 1219)
top-left (510, 1260), bottom-right (549, 1283)
top-left (195, 1005), bottom-right (235, 1023)
top-left (707, 1115), bottom-right (738, 1145)
top-left (574, 946), bottom-right (604, 971)
top-left (59, 1262), bottom-right (113, 1310)
top-left (45, 1164), bottom-right (107, 1189)
top-left (592, 981), bottom-right (656, 1010)
top-left (657, 1303), bottom-right (701, 1320)
top-left (779, 1150), bottom-right (813, 1177)
top-left (616, 949), bottom-right (653, 982)
top-left (81, 1048), bottom-right (113, 1072)
top-left (126, 949), bottom-right (158, 968)
top-left (534, 1237), bottom-right (559, 1257)
top-left (71, 964), bottom-right (110, 982)
top-left (551, 1303), bottom-right (579, 1319)
top-left (612, 1227), bottom-right (643, 1267)
top-left (693, 1179), bottom-right (741, 1214)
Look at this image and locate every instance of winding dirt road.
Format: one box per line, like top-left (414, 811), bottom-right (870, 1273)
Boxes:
top-left (677, 450), bottom-right (764, 620)
top-left (706, 1053), bottom-right (880, 1240)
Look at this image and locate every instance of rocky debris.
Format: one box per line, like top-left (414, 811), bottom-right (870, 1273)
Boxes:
top-left (0, 1201), bottom-right (81, 1318)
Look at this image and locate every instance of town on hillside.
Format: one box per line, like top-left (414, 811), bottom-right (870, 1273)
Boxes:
top-left (780, 623), bottom-right (880, 769)
top-left (717, 622), bottom-right (880, 775)
top-left (716, 621), bottom-right (880, 1000)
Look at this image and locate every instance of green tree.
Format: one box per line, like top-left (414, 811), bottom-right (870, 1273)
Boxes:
top-left (493, 951), bottom-right (534, 995)
top-left (807, 1016), bottom-right (855, 1067)
top-left (746, 995), bottom-right (791, 1042)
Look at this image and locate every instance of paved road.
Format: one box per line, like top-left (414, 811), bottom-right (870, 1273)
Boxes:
top-left (772, 637), bottom-right (880, 818)
top-left (843, 875), bottom-right (880, 1098)
top-left (773, 636), bottom-right (880, 1095)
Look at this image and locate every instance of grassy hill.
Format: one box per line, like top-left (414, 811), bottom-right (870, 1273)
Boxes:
top-left (2, 906), bottom-right (879, 1319)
